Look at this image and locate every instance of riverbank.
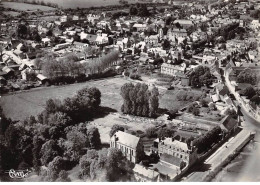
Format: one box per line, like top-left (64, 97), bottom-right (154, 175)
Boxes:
top-left (212, 140), bottom-right (257, 181)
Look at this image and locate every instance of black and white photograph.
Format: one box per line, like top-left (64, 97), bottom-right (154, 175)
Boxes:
top-left (0, 0), bottom-right (260, 182)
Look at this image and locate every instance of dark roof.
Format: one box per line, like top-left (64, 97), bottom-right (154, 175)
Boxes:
top-left (220, 115), bottom-right (238, 132)
top-left (160, 153), bottom-right (182, 167)
top-left (11, 40), bottom-right (21, 48)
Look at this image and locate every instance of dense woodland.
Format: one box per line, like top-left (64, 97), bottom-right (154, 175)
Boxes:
top-left (0, 86), bottom-right (133, 182)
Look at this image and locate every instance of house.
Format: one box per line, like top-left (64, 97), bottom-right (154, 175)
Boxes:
top-left (0, 76), bottom-right (7, 85)
top-left (152, 137), bottom-right (197, 166)
top-left (133, 24), bottom-right (147, 32)
top-left (173, 20), bottom-right (194, 29)
top-left (145, 35), bottom-right (159, 46)
top-left (133, 164), bottom-right (160, 182)
top-left (250, 20), bottom-right (260, 30)
top-left (219, 115), bottom-right (238, 133)
top-left (215, 83), bottom-right (229, 101)
top-left (42, 38), bottom-right (51, 46)
top-left (161, 63), bottom-right (186, 77)
top-left (2, 66), bottom-right (14, 78)
top-left (37, 74), bottom-right (50, 86)
top-left (167, 28), bottom-right (188, 40)
top-left (139, 57), bottom-right (150, 65)
top-left (73, 41), bottom-right (88, 50)
top-left (110, 131), bottom-right (144, 163)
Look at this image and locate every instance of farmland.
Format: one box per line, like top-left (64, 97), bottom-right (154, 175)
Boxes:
top-left (0, 2), bottom-right (56, 11)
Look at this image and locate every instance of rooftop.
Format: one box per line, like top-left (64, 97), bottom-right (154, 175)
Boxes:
top-left (112, 131), bottom-right (140, 149)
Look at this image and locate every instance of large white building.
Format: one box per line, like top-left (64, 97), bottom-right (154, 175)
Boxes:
top-left (110, 131), bottom-right (144, 163)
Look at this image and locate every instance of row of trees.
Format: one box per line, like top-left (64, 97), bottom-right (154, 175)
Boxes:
top-left (42, 50), bottom-right (119, 80)
top-left (129, 4), bottom-right (150, 17)
top-left (84, 50), bottom-right (120, 74)
top-left (192, 126), bottom-right (222, 154)
top-left (120, 83), bottom-right (159, 118)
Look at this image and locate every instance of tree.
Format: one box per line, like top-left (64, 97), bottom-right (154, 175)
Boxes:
top-left (56, 170), bottom-right (71, 182)
top-left (189, 66), bottom-right (213, 88)
top-left (45, 99), bottom-right (62, 114)
top-left (109, 124), bottom-right (124, 138)
top-left (46, 29), bottom-right (53, 37)
top-left (0, 46), bottom-right (4, 62)
top-left (129, 5), bottom-right (138, 15)
top-left (47, 156), bottom-right (65, 181)
top-left (79, 154), bottom-right (92, 178)
top-left (87, 127), bottom-right (101, 149)
top-left (162, 39), bottom-right (171, 50)
top-left (157, 128), bottom-right (173, 139)
top-left (40, 140), bottom-right (61, 166)
top-left (237, 70), bottom-right (257, 85)
top-left (149, 87), bottom-right (159, 118)
top-left (65, 125), bottom-right (89, 162)
top-left (106, 148), bottom-right (125, 181)
top-left (242, 86), bottom-right (256, 99)
top-left (32, 136), bottom-right (44, 175)
top-left (250, 95), bottom-right (260, 105)
top-left (145, 127), bottom-right (157, 138)
top-left (168, 108), bottom-right (178, 119)
top-left (17, 24), bottom-right (28, 38)
top-left (192, 107), bottom-right (200, 116)
top-left (200, 99), bottom-right (208, 107)
top-left (121, 83), bottom-right (159, 118)
top-left (225, 108), bottom-right (237, 119)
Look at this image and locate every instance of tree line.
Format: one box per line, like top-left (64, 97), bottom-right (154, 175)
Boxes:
top-left (120, 83), bottom-right (159, 118)
top-left (192, 126), bottom-right (222, 154)
top-left (42, 50), bottom-right (119, 81)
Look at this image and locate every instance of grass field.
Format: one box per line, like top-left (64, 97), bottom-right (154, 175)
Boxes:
top-left (0, 77), bottom-right (126, 121)
top-left (1, 2), bottom-right (56, 11)
top-left (159, 89), bottom-right (204, 111)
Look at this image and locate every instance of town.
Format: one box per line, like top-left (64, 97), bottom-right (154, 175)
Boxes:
top-left (0, 0), bottom-right (260, 182)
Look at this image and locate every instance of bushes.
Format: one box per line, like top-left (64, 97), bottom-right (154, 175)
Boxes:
top-left (129, 73), bottom-right (141, 80)
top-left (145, 127), bottom-right (157, 138)
top-left (187, 103), bottom-right (200, 116)
top-left (51, 76), bottom-right (75, 85)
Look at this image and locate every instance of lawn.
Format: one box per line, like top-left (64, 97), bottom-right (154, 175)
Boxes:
top-left (0, 77), bottom-right (126, 121)
top-left (1, 2), bottom-right (56, 11)
top-left (160, 89), bottom-right (204, 111)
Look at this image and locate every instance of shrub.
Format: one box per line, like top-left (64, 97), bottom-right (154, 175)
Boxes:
top-left (200, 99), bottom-right (208, 107)
top-left (145, 127), bottom-right (157, 138)
top-left (129, 73), bottom-right (141, 80)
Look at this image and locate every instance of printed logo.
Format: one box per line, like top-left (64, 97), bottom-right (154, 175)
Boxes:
top-left (5, 169), bottom-right (32, 179)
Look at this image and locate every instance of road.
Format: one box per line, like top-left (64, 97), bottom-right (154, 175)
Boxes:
top-left (185, 129), bottom-right (252, 182)
top-left (224, 69), bottom-right (260, 126)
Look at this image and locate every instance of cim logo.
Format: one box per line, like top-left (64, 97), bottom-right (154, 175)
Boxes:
top-left (6, 169), bottom-right (31, 179)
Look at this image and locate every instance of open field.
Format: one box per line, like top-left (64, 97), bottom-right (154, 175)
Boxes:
top-left (1, 2), bottom-right (56, 11)
top-left (159, 89), bottom-right (204, 111)
top-left (0, 77), bottom-right (126, 121)
top-left (2, 11), bottom-right (21, 16)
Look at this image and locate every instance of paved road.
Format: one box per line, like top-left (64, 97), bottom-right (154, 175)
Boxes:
top-left (224, 70), bottom-right (260, 126)
top-left (185, 129), bottom-right (252, 182)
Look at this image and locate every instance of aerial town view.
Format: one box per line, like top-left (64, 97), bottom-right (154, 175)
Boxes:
top-left (0, 0), bottom-right (260, 182)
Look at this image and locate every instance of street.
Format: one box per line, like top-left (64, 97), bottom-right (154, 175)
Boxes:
top-left (184, 129), bottom-right (252, 182)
